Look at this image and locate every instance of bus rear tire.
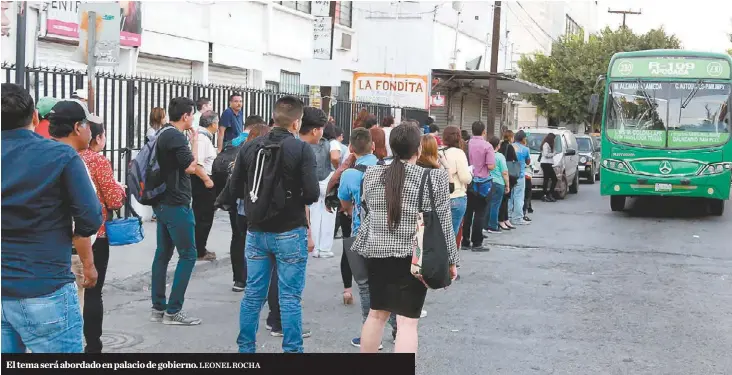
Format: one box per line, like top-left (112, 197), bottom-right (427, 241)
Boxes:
top-left (610, 196), bottom-right (626, 212)
top-left (708, 199), bottom-right (724, 216)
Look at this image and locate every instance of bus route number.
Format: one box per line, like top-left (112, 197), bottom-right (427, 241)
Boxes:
top-left (649, 61), bottom-right (695, 76)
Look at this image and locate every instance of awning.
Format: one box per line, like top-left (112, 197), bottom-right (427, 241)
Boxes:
top-left (431, 69), bottom-right (559, 94)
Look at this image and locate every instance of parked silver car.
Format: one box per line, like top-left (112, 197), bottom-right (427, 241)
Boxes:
top-left (525, 128), bottom-right (580, 199)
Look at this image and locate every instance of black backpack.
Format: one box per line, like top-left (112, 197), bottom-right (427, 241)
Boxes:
top-left (324, 164), bottom-right (367, 211)
top-left (244, 136), bottom-right (290, 224)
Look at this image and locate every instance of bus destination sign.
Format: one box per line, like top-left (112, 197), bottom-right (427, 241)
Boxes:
top-left (610, 57), bottom-right (731, 79)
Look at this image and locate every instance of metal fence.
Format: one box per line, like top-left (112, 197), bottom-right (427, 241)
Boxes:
top-left (1, 63), bottom-right (429, 182)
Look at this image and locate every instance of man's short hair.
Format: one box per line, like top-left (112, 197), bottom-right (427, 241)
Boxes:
top-left (199, 110), bottom-right (219, 128)
top-left (196, 97), bottom-right (211, 111)
top-left (1, 83), bottom-right (35, 131)
top-left (245, 115), bottom-right (265, 128)
top-left (299, 107), bottom-right (328, 135)
top-left (429, 124), bottom-right (440, 133)
top-left (229, 93), bottom-right (242, 102)
top-left (363, 115), bottom-right (378, 129)
top-left (471, 121), bottom-right (486, 136)
top-left (425, 117), bottom-right (434, 126)
top-left (514, 130), bottom-right (527, 143)
top-left (168, 97), bottom-right (195, 122)
top-left (349, 127), bottom-right (372, 155)
top-left (273, 96), bottom-right (304, 127)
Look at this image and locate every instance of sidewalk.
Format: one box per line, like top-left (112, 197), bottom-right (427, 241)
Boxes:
top-left (104, 210), bottom-right (235, 293)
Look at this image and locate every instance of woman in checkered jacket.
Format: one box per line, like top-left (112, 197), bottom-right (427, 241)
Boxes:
top-left (352, 124), bottom-right (459, 353)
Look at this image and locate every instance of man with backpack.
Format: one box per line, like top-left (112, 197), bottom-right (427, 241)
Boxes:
top-left (230, 96), bottom-right (319, 353)
top-left (147, 97), bottom-right (201, 326)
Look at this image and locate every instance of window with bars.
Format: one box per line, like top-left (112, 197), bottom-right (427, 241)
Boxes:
top-left (265, 81), bottom-right (279, 93)
top-left (279, 71), bottom-right (308, 95)
top-left (333, 81), bottom-right (350, 100)
top-left (336, 1), bottom-right (352, 28)
top-left (277, 1), bottom-right (311, 13)
top-left (565, 15), bottom-right (583, 38)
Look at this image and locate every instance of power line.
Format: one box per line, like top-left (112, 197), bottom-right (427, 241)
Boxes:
top-left (515, 2), bottom-right (555, 42)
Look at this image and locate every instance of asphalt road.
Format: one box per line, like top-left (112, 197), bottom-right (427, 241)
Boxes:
top-left (102, 181), bottom-right (732, 375)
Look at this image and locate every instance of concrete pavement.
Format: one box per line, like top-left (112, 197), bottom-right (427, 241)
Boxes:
top-left (100, 182), bottom-right (732, 374)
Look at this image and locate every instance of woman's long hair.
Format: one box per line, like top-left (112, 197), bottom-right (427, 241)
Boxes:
top-left (354, 108), bottom-right (369, 128)
top-left (369, 127), bottom-right (388, 160)
top-left (149, 107), bottom-right (166, 131)
top-left (541, 133), bottom-right (556, 152)
top-left (245, 124), bottom-right (270, 143)
top-left (383, 124), bottom-right (421, 231)
top-left (417, 134), bottom-right (440, 169)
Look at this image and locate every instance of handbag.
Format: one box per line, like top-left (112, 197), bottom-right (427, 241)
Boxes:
top-left (507, 160), bottom-right (521, 179)
top-left (106, 205), bottom-right (145, 246)
top-left (410, 169), bottom-right (452, 290)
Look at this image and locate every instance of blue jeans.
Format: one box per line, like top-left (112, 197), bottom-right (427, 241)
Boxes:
top-left (1, 282), bottom-right (83, 353)
top-left (509, 177), bottom-right (526, 222)
top-left (237, 227), bottom-right (309, 353)
top-left (151, 204), bottom-right (197, 314)
top-left (450, 196), bottom-right (468, 236)
top-left (486, 184), bottom-right (505, 230)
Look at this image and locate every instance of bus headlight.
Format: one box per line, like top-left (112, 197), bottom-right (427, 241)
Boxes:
top-left (700, 163), bottom-right (732, 175)
top-left (602, 158), bottom-right (631, 173)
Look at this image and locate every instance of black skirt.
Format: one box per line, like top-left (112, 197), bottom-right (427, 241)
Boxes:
top-left (366, 256), bottom-right (427, 319)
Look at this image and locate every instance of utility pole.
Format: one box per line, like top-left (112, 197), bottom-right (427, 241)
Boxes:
top-left (87, 11), bottom-right (97, 113)
top-left (608, 8), bottom-right (641, 28)
top-left (15, 1), bottom-right (27, 86)
top-left (319, 1), bottom-right (337, 114)
top-left (486, 1), bottom-right (501, 137)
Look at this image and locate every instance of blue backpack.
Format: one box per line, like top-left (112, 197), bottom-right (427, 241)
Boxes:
top-left (127, 126), bottom-right (175, 206)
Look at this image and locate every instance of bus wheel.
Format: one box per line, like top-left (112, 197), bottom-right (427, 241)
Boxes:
top-left (610, 196), bottom-right (626, 212)
top-left (708, 199), bottom-right (724, 216)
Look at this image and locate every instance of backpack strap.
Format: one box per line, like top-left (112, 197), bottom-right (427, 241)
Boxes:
top-left (417, 168), bottom-right (430, 213)
top-left (354, 164), bottom-right (370, 216)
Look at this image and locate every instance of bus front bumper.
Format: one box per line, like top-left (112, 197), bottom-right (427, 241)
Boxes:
top-left (599, 167), bottom-right (731, 200)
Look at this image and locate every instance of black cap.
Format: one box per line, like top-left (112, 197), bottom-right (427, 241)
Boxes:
top-left (48, 99), bottom-right (93, 125)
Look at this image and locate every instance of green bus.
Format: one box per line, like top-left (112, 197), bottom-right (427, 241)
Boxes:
top-left (599, 50), bottom-right (732, 215)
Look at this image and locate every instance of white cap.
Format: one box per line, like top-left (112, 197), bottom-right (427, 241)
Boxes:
top-left (72, 89), bottom-right (88, 100)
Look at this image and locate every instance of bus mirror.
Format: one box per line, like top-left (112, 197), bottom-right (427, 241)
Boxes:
top-left (594, 75), bottom-right (606, 87)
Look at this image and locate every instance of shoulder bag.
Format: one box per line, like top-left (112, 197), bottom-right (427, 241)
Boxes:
top-left (410, 169), bottom-right (452, 290)
top-left (106, 205), bottom-right (145, 246)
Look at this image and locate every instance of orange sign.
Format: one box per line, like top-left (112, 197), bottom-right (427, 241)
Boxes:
top-left (352, 73), bottom-right (429, 109)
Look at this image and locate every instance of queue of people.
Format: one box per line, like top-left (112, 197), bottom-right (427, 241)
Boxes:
top-left (2, 82), bottom-right (550, 356)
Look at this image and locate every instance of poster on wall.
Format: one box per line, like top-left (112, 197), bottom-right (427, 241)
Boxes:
top-left (45, 1), bottom-right (142, 47)
top-left (1, 1), bottom-right (16, 64)
top-left (352, 73), bottom-right (429, 109)
top-left (74, 2), bottom-right (120, 66)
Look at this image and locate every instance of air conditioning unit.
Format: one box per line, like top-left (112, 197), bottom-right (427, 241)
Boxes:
top-left (339, 33), bottom-right (352, 51)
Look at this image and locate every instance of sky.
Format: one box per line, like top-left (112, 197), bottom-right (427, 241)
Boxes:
top-left (597, 0), bottom-right (732, 53)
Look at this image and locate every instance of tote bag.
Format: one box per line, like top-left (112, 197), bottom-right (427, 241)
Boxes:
top-left (106, 205), bottom-right (145, 246)
top-left (410, 169), bottom-right (452, 289)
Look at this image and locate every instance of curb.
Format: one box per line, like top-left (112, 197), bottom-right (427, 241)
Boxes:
top-left (107, 255), bottom-right (233, 293)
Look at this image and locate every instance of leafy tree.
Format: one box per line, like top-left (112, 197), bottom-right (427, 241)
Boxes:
top-left (517, 27), bottom-right (681, 130)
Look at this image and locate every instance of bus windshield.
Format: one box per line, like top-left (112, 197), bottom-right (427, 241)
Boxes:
top-left (607, 81), bottom-right (730, 148)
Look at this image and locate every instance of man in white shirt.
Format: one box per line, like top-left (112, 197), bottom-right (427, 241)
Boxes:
top-left (192, 110), bottom-right (217, 261)
top-left (192, 97), bottom-right (212, 132)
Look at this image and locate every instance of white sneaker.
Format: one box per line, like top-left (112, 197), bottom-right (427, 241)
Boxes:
top-left (315, 250), bottom-right (335, 258)
top-left (420, 310), bottom-right (427, 318)
top-left (516, 220), bottom-right (531, 225)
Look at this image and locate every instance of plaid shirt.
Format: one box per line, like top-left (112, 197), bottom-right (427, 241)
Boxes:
top-left (352, 162), bottom-right (460, 265)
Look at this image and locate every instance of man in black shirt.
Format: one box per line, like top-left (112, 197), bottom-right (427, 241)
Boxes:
top-left (150, 97), bottom-right (201, 326)
top-left (231, 96), bottom-right (319, 353)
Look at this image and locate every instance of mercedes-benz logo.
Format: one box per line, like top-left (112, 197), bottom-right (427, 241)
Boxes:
top-left (659, 161), bottom-right (672, 175)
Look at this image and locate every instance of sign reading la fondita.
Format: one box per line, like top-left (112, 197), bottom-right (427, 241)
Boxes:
top-left (352, 73), bottom-right (429, 110)
top-left (46, 1), bottom-right (142, 47)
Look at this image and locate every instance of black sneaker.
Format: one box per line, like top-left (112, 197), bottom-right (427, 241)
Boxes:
top-left (460, 242), bottom-right (472, 250)
top-left (471, 244), bottom-right (491, 252)
top-left (523, 216), bottom-right (532, 222)
top-left (232, 281), bottom-right (245, 292)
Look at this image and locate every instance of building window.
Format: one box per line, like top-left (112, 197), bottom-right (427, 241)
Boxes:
top-left (334, 81), bottom-right (350, 101)
top-left (265, 81), bottom-right (279, 93)
top-left (280, 70), bottom-right (308, 95)
top-left (336, 1), bottom-right (352, 28)
top-left (277, 1), bottom-right (311, 13)
top-left (565, 15), bottom-right (583, 38)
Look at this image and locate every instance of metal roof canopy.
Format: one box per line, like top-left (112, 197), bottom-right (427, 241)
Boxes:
top-left (431, 69), bottom-right (559, 94)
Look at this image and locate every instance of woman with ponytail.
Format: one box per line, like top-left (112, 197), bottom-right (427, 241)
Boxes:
top-left (352, 124), bottom-right (459, 354)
